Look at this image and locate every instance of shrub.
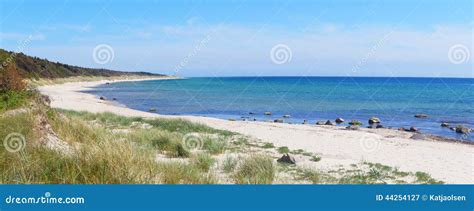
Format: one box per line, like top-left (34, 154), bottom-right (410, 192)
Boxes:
top-left (0, 63), bottom-right (25, 92)
top-left (277, 146), bottom-right (290, 154)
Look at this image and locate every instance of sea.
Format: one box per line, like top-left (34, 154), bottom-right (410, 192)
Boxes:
top-left (84, 77), bottom-right (474, 141)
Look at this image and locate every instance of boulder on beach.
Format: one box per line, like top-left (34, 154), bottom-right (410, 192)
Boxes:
top-left (277, 154), bottom-right (296, 164)
top-left (283, 114), bottom-right (291, 118)
top-left (325, 120), bottom-right (335, 126)
top-left (368, 117), bottom-right (380, 124)
top-left (376, 124), bottom-right (384, 129)
top-left (398, 127), bottom-right (406, 131)
top-left (228, 118), bottom-right (236, 121)
top-left (346, 125), bottom-right (359, 130)
top-left (274, 119), bottom-right (284, 123)
top-left (264, 112), bottom-right (272, 115)
top-left (440, 122), bottom-right (449, 127)
top-left (409, 126), bottom-right (418, 132)
top-left (316, 121), bottom-right (326, 125)
top-left (348, 120), bottom-right (363, 126)
top-left (414, 114), bottom-right (428, 118)
top-left (99, 96), bottom-right (106, 100)
top-left (335, 117), bottom-right (345, 123)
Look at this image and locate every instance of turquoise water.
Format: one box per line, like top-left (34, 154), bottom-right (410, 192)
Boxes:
top-left (86, 77), bottom-right (474, 141)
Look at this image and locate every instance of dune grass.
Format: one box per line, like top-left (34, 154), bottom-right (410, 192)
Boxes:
top-left (234, 154), bottom-right (275, 184)
top-left (0, 103), bottom-right (230, 184)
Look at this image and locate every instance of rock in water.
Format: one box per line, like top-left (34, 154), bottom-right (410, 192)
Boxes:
top-left (249, 112), bottom-right (256, 115)
top-left (264, 112), bottom-right (272, 115)
top-left (368, 117), bottom-right (380, 124)
top-left (440, 122), bottom-right (449, 127)
top-left (316, 121), bottom-right (326, 125)
top-left (283, 114), bottom-right (291, 118)
top-left (99, 96), bottom-right (106, 100)
top-left (348, 120), bottom-right (363, 126)
top-left (277, 154), bottom-right (296, 164)
top-left (409, 126), bottom-right (418, 132)
top-left (376, 124), bottom-right (384, 129)
top-left (455, 125), bottom-right (471, 134)
top-left (325, 120), bottom-right (335, 125)
top-left (274, 119), bottom-right (284, 123)
top-left (149, 108), bottom-right (157, 112)
top-left (414, 114), bottom-right (428, 118)
top-left (335, 118), bottom-right (345, 123)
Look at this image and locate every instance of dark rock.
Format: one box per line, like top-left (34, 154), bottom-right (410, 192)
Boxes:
top-left (105, 82), bottom-right (110, 85)
top-left (253, 118), bottom-right (257, 121)
top-left (368, 117), bottom-right (381, 124)
top-left (112, 97), bottom-right (117, 101)
top-left (283, 114), bottom-right (291, 118)
top-left (277, 154), bottom-right (296, 164)
top-left (346, 125), bottom-right (359, 130)
top-left (149, 108), bottom-right (157, 112)
top-left (376, 124), bottom-right (384, 129)
top-left (455, 125), bottom-right (471, 134)
top-left (409, 126), bottom-right (418, 132)
top-left (410, 134), bottom-right (427, 140)
top-left (335, 117), bottom-right (345, 123)
top-left (316, 121), bottom-right (326, 125)
top-left (348, 120), bottom-right (363, 126)
top-left (228, 118), bottom-right (236, 121)
top-left (264, 112), bottom-right (272, 115)
top-left (414, 114), bottom-right (428, 118)
top-left (274, 119), bottom-right (284, 123)
top-left (99, 96), bottom-right (106, 100)
top-left (325, 120), bottom-right (335, 126)
top-left (303, 119), bottom-right (308, 124)
top-left (398, 127), bottom-right (406, 131)
top-left (249, 112), bottom-right (256, 115)
top-left (440, 122), bottom-right (449, 127)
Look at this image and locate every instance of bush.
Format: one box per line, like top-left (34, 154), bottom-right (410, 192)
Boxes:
top-left (0, 63), bottom-right (25, 92)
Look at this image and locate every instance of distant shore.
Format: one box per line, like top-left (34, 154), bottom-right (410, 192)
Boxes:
top-left (38, 77), bottom-right (474, 184)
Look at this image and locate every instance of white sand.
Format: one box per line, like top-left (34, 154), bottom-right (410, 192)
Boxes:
top-left (38, 78), bottom-right (474, 184)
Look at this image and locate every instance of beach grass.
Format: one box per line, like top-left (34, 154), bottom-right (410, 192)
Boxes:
top-left (234, 154), bottom-right (275, 184)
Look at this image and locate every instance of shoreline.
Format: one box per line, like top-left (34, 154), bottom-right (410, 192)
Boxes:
top-left (38, 77), bottom-right (474, 184)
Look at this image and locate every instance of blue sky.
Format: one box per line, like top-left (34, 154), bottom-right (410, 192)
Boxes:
top-left (0, 0), bottom-right (472, 77)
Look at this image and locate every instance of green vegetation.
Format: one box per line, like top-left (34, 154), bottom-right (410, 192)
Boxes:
top-left (222, 156), bottom-right (238, 173)
top-left (296, 162), bottom-right (444, 184)
top-left (261, 142), bottom-right (275, 148)
top-left (0, 49), bottom-right (163, 79)
top-left (310, 156), bottom-right (322, 162)
top-left (277, 146), bottom-right (290, 154)
top-left (191, 153), bottom-right (215, 172)
top-left (234, 154), bottom-right (275, 184)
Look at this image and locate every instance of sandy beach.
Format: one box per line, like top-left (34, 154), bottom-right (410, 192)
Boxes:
top-left (38, 78), bottom-right (474, 184)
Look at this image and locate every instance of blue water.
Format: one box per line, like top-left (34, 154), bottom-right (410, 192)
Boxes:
top-left (85, 77), bottom-right (474, 141)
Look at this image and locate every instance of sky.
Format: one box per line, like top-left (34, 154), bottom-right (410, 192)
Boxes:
top-left (0, 0), bottom-right (472, 77)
